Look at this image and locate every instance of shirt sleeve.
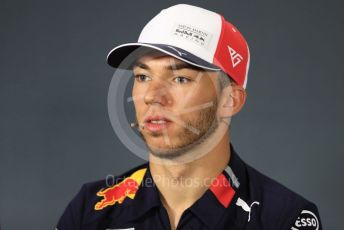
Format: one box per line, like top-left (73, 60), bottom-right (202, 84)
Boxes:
top-left (289, 202), bottom-right (322, 230)
top-left (56, 184), bottom-right (87, 230)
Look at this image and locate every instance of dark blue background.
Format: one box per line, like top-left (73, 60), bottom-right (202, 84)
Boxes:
top-left (1, 0), bottom-right (343, 229)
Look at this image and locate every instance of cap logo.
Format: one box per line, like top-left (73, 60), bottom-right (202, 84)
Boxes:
top-left (167, 45), bottom-right (187, 56)
top-left (228, 46), bottom-right (243, 68)
top-left (171, 23), bottom-right (212, 48)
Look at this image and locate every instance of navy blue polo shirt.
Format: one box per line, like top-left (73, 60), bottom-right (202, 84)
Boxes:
top-left (56, 144), bottom-right (322, 230)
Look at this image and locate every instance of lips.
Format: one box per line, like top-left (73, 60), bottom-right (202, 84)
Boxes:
top-left (144, 115), bottom-right (172, 132)
top-left (144, 115), bottom-right (172, 123)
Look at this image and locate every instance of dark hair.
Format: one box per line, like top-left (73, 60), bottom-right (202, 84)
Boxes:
top-left (217, 71), bottom-right (234, 91)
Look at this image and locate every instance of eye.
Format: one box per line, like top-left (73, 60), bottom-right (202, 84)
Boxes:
top-left (134, 74), bottom-right (151, 82)
top-left (173, 76), bottom-right (191, 84)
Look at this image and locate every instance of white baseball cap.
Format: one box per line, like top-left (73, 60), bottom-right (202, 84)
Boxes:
top-left (107, 4), bottom-right (250, 88)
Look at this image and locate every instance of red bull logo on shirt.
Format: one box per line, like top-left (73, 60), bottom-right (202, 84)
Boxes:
top-left (94, 168), bottom-right (147, 210)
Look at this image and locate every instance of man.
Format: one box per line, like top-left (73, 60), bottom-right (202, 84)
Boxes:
top-left (57, 4), bottom-right (322, 230)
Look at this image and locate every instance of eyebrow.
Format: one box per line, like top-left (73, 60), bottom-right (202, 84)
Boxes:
top-left (132, 61), bottom-right (204, 71)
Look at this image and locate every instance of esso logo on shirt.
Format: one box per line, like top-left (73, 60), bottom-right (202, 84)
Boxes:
top-left (291, 210), bottom-right (319, 230)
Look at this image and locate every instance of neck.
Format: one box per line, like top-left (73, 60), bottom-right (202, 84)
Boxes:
top-left (149, 122), bottom-right (231, 215)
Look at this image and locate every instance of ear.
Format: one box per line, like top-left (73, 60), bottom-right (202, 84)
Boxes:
top-left (217, 84), bottom-right (247, 118)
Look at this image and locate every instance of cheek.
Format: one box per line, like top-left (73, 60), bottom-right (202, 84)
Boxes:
top-left (132, 86), bottom-right (146, 115)
top-left (132, 81), bottom-right (141, 97)
top-left (173, 83), bottom-right (217, 109)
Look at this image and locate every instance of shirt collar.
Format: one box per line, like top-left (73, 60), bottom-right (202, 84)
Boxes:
top-left (189, 143), bottom-right (249, 229)
top-left (109, 143), bottom-right (249, 228)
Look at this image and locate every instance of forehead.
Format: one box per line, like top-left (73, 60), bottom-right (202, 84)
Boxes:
top-left (131, 49), bottom-right (221, 92)
top-left (132, 49), bottom-right (204, 72)
top-left (130, 48), bottom-right (221, 91)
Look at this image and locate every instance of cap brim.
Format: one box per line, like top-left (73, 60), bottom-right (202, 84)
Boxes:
top-left (106, 43), bottom-right (221, 71)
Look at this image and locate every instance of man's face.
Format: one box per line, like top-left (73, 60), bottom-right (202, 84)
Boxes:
top-left (132, 51), bottom-right (221, 159)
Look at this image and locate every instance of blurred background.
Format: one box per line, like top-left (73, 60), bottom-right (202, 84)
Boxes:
top-left (1, 0), bottom-right (343, 229)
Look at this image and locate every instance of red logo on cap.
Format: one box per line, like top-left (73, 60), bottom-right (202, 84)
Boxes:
top-left (213, 16), bottom-right (249, 87)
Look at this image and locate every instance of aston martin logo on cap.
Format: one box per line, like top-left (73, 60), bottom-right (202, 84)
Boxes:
top-left (171, 23), bottom-right (213, 48)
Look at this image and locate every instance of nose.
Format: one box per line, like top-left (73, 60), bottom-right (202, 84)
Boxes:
top-left (144, 79), bottom-right (171, 106)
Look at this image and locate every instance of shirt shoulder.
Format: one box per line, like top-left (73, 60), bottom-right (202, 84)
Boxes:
top-left (245, 164), bottom-right (322, 230)
top-left (56, 162), bottom-right (148, 230)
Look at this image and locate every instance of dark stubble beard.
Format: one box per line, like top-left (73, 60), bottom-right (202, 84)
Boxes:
top-left (139, 99), bottom-right (219, 160)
